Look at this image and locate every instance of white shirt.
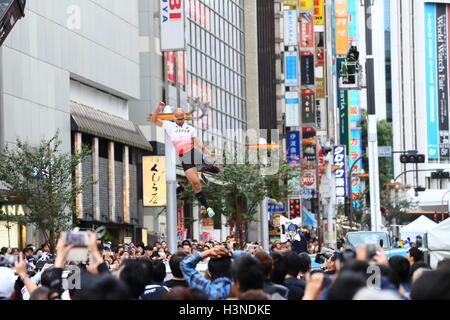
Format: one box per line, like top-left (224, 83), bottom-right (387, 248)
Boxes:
top-left (162, 120), bottom-right (197, 155)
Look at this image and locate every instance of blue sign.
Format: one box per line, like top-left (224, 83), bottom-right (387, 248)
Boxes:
top-left (268, 203), bottom-right (285, 213)
top-left (286, 131), bottom-right (300, 163)
top-left (425, 3), bottom-right (439, 160)
top-left (285, 52), bottom-right (298, 87)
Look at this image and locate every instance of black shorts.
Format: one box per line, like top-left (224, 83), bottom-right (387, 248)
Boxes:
top-left (179, 148), bottom-right (205, 172)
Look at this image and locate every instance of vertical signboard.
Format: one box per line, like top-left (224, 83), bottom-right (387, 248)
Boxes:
top-left (286, 131), bottom-right (301, 163)
top-left (334, 146), bottom-right (347, 205)
top-left (350, 128), bottom-right (362, 204)
top-left (301, 89), bottom-right (316, 124)
top-left (315, 33), bottom-right (326, 98)
top-left (284, 10), bottom-right (298, 46)
top-left (436, 4), bottom-right (449, 161)
top-left (285, 51), bottom-right (298, 87)
top-left (348, 0), bottom-right (360, 124)
top-left (177, 51), bottom-right (185, 86)
top-left (166, 51), bottom-right (175, 82)
top-left (300, 52), bottom-right (315, 85)
top-left (337, 58), bottom-right (349, 149)
top-left (300, 12), bottom-right (314, 48)
top-left (286, 91), bottom-right (300, 127)
top-left (314, 0), bottom-right (324, 25)
top-left (160, 0), bottom-right (186, 51)
top-left (425, 3), bottom-right (438, 160)
top-left (143, 156), bottom-right (167, 207)
top-left (334, 0), bottom-right (348, 56)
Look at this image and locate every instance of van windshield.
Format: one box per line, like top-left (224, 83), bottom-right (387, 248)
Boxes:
top-left (346, 232), bottom-right (390, 249)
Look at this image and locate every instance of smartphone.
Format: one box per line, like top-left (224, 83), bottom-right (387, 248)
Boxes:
top-left (367, 244), bottom-right (377, 260)
top-left (65, 231), bottom-right (88, 247)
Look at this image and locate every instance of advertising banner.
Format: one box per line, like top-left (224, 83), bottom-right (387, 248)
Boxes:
top-left (285, 51), bottom-right (298, 87)
top-left (143, 156), bottom-right (167, 207)
top-left (160, 0), bottom-right (185, 51)
top-left (314, 0), bottom-right (324, 25)
top-left (287, 131), bottom-right (301, 163)
top-left (336, 59), bottom-right (349, 149)
top-left (349, 128), bottom-right (362, 204)
top-left (300, 12), bottom-right (314, 48)
top-left (300, 52), bottom-right (315, 85)
top-left (284, 10), bottom-right (298, 46)
top-left (286, 91), bottom-right (300, 127)
top-left (166, 51), bottom-right (175, 82)
top-left (436, 4), bottom-right (449, 161)
top-left (334, 0), bottom-right (348, 56)
top-left (301, 89), bottom-right (316, 124)
top-left (333, 146), bottom-right (347, 205)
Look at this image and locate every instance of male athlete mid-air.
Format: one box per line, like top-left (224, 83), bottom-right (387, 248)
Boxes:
top-left (150, 101), bottom-right (220, 218)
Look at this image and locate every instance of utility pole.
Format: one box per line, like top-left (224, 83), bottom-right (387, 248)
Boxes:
top-left (363, 0), bottom-right (382, 232)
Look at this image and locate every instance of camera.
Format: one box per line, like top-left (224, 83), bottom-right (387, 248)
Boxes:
top-left (0, 254), bottom-right (19, 267)
top-left (314, 251), bottom-right (334, 265)
top-left (366, 244), bottom-right (378, 260)
top-left (335, 246), bottom-right (356, 264)
top-left (65, 231), bottom-right (88, 247)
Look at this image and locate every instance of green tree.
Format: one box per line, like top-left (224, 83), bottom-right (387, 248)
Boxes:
top-left (0, 132), bottom-right (94, 252)
top-left (182, 153), bottom-right (302, 247)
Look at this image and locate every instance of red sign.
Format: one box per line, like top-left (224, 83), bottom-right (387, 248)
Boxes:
top-left (300, 12), bottom-right (314, 48)
top-left (177, 51), bottom-right (185, 86)
top-left (166, 51), bottom-right (175, 82)
top-left (302, 172), bottom-right (315, 188)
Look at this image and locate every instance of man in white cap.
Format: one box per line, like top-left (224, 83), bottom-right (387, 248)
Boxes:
top-left (0, 267), bottom-right (16, 299)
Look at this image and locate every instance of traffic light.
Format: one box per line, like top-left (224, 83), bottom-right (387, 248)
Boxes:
top-left (431, 170), bottom-right (450, 179)
top-left (289, 198), bottom-right (301, 218)
top-left (399, 153), bottom-right (425, 164)
top-left (0, 0), bottom-right (26, 47)
top-left (414, 186), bottom-right (426, 197)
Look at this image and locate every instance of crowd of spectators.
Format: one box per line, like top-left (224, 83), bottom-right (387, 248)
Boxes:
top-left (1, 233), bottom-right (449, 300)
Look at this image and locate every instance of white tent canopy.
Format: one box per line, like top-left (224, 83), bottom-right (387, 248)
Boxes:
top-left (425, 217), bottom-right (450, 269)
top-left (400, 215), bottom-right (437, 241)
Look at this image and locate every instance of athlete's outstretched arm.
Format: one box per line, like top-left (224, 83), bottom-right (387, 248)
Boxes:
top-left (149, 102), bottom-right (165, 127)
top-left (193, 137), bottom-right (220, 158)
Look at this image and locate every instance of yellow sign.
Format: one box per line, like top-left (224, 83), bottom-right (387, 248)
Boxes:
top-left (314, 0), bottom-right (324, 25)
top-left (143, 156), bottom-right (167, 207)
top-left (283, 0), bottom-right (298, 6)
top-left (0, 205), bottom-right (26, 216)
top-left (335, 0), bottom-right (349, 55)
top-left (300, 0), bottom-right (314, 10)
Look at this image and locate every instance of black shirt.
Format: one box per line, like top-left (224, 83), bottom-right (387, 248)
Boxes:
top-left (164, 279), bottom-right (189, 288)
top-left (284, 277), bottom-right (306, 300)
top-left (292, 233), bottom-right (308, 254)
top-left (263, 280), bottom-right (289, 299)
top-left (140, 282), bottom-right (170, 300)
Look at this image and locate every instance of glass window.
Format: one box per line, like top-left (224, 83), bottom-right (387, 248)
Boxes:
top-left (196, 50), bottom-right (201, 75)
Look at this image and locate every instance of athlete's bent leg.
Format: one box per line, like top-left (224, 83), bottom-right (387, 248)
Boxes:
top-left (185, 167), bottom-right (215, 218)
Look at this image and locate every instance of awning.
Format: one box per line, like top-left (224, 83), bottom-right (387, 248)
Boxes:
top-left (70, 101), bottom-right (152, 151)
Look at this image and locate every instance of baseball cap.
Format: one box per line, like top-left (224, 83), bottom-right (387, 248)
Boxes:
top-left (0, 267), bottom-right (16, 299)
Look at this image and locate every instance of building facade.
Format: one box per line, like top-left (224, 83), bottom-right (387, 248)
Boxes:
top-left (391, 0), bottom-right (450, 219)
top-left (131, 0), bottom-right (251, 243)
top-left (0, 0), bottom-right (150, 248)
